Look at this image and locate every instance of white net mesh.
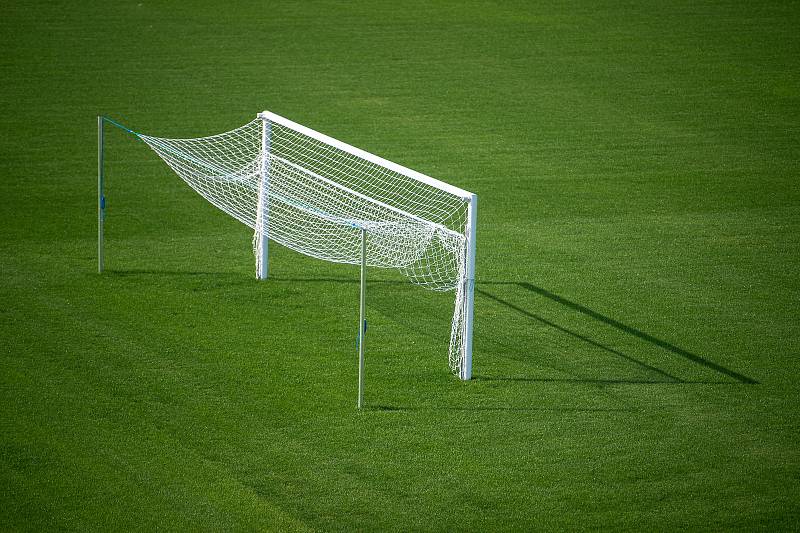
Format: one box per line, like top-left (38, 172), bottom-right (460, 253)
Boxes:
top-left (138, 114), bottom-right (473, 375)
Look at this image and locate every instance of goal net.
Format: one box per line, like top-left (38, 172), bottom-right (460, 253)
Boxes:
top-left (133, 112), bottom-right (476, 378)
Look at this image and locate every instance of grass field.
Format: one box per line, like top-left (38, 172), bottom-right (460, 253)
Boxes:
top-left (2, 0), bottom-right (799, 530)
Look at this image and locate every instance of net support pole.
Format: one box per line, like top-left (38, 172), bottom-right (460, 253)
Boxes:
top-left (357, 228), bottom-right (367, 409)
top-left (98, 116), bottom-right (105, 273)
top-left (461, 194), bottom-right (477, 380)
top-left (256, 117), bottom-right (271, 279)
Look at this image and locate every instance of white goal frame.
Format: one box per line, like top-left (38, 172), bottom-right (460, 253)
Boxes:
top-left (97, 111), bottom-right (477, 385)
top-left (253, 111), bottom-right (477, 380)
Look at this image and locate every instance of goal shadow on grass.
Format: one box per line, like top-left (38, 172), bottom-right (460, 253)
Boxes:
top-left (107, 270), bottom-right (757, 386)
top-left (369, 405), bottom-right (638, 413)
top-left (476, 282), bottom-right (758, 386)
top-left (257, 276), bottom-right (758, 386)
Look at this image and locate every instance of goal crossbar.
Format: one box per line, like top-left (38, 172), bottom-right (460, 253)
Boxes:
top-left (259, 111), bottom-right (474, 200)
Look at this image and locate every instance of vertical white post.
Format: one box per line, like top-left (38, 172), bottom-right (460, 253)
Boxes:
top-left (256, 117), bottom-right (271, 279)
top-left (358, 228), bottom-right (367, 409)
top-left (461, 194), bottom-right (477, 380)
top-left (98, 116), bottom-right (105, 273)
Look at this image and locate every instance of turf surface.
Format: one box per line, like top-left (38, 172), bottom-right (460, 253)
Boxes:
top-left (2, 0), bottom-right (799, 530)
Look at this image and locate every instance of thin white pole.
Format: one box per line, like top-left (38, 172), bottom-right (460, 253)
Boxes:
top-left (98, 116), bottom-right (105, 273)
top-left (358, 228), bottom-right (367, 409)
top-left (256, 117), bottom-right (271, 279)
top-left (461, 194), bottom-right (477, 380)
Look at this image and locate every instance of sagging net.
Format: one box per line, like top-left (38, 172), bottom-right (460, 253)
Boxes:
top-left (138, 116), bottom-right (471, 374)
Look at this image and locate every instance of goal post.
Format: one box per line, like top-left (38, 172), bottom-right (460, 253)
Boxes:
top-left (462, 193), bottom-right (477, 381)
top-left (97, 111), bottom-right (477, 382)
top-left (256, 117), bottom-right (271, 280)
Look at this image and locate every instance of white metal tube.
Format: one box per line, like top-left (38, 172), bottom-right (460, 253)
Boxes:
top-left (98, 116), bottom-right (105, 273)
top-left (256, 117), bottom-right (271, 279)
top-left (461, 194), bottom-right (477, 380)
top-left (358, 228), bottom-right (367, 409)
top-left (259, 111), bottom-right (474, 200)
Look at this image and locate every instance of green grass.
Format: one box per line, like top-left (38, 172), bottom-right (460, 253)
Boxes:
top-left (2, 0), bottom-right (799, 530)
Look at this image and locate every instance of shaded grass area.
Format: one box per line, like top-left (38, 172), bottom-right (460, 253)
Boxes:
top-left (2, 0), bottom-right (799, 530)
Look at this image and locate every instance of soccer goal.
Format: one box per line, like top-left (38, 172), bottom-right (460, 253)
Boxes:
top-left (97, 112), bottom-right (477, 396)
